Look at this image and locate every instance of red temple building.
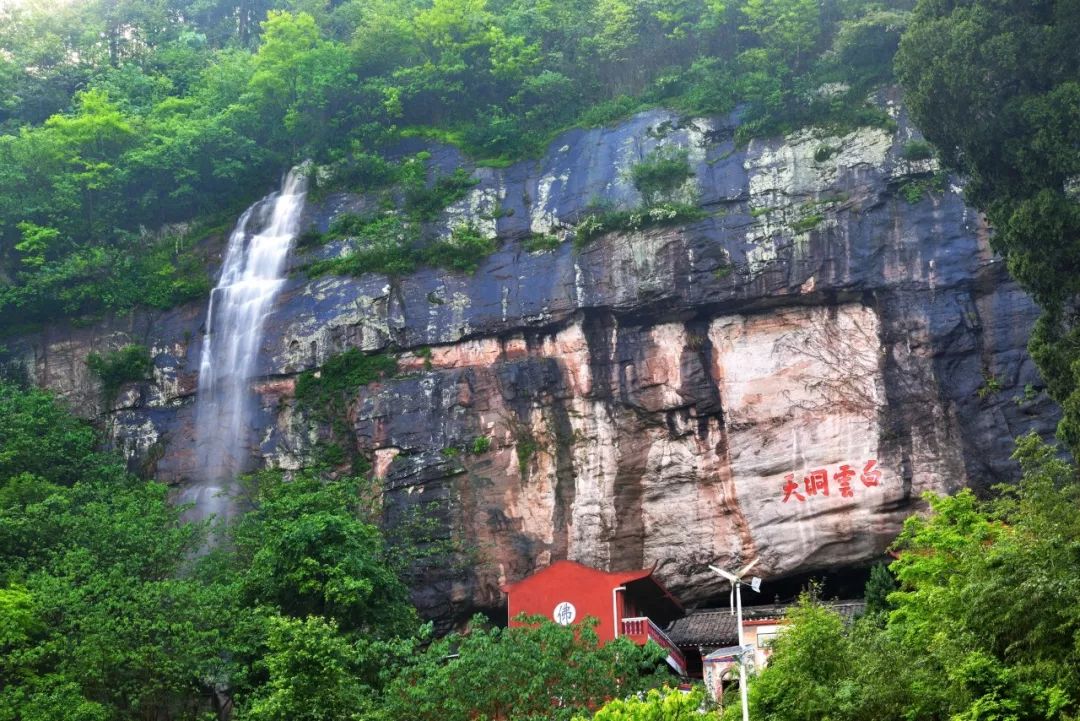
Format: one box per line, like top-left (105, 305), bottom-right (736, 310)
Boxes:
top-left (502, 560), bottom-right (687, 675)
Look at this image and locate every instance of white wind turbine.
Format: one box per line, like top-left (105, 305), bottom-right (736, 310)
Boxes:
top-left (709, 559), bottom-right (762, 721)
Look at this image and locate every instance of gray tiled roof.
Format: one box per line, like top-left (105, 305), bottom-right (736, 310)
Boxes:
top-left (665, 601), bottom-right (866, 648)
top-left (666, 609), bottom-right (738, 647)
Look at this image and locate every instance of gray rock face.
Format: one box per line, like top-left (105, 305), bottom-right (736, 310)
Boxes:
top-left (8, 93), bottom-right (1057, 626)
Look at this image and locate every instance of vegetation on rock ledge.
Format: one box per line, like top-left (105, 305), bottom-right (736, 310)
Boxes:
top-left (294, 349), bottom-right (397, 422)
top-left (86, 343), bottom-right (154, 405)
top-left (574, 202), bottom-right (708, 248)
top-left (630, 147), bottom-right (695, 205)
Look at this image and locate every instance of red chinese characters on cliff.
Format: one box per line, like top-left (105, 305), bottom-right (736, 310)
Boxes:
top-left (835, 464), bottom-right (855, 498)
top-left (781, 460), bottom-right (882, 503)
top-left (781, 474), bottom-right (804, 503)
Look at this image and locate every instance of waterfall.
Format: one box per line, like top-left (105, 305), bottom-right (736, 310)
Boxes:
top-left (187, 166), bottom-right (309, 523)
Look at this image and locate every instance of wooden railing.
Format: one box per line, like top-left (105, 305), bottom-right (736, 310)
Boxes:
top-left (621, 617), bottom-right (687, 675)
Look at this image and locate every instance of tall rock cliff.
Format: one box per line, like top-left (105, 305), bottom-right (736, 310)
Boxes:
top-left (7, 94), bottom-right (1057, 625)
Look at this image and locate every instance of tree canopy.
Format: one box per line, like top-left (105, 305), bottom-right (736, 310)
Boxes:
top-left (896, 0), bottom-right (1080, 456)
top-left (380, 615), bottom-right (669, 721)
top-left (0, 381), bottom-right (672, 720)
top-left (0, 0), bottom-right (914, 334)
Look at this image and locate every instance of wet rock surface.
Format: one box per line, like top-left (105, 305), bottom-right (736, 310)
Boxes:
top-left (7, 94), bottom-right (1057, 626)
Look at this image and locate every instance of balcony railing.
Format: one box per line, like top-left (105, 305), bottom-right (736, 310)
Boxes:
top-left (621, 617), bottom-right (687, 675)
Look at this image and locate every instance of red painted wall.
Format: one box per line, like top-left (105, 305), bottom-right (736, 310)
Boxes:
top-left (504, 560), bottom-right (651, 642)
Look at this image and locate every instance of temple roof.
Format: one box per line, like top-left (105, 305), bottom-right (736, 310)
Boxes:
top-left (665, 600), bottom-right (865, 648)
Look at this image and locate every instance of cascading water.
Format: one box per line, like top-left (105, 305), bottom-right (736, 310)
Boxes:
top-left (186, 166), bottom-right (309, 523)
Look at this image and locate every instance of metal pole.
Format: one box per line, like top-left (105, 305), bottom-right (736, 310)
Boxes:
top-left (736, 582), bottom-right (750, 721)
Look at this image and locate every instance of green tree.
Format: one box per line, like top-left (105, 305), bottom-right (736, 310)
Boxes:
top-left (252, 11), bottom-right (363, 157)
top-left (13, 222), bottom-right (61, 269)
top-left (885, 436), bottom-right (1079, 720)
top-left (230, 469), bottom-right (418, 637)
top-left (36, 89), bottom-right (138, 238)
top-left (0, 2), bottom-right (94, 130)
top-left (0, 383), bottom-right (234, 720)
top-left (379, 615), bottom-right (668, 721)
top-left (747, 595), bottom-right (853, 721)
top-left (828, 9), bottom-right (908, 86)
top-left (739, 0), bottom-right (821, 69)
top-left (0, 383), bottom-right (425, 720)
top-left (247, 11), bottom-right (321, 144)
top-left (0, 585), bottom-right (37, 652)
top-left (861, 560), bottom-right (896, 618)
top-left (896, 0), bottom-right (1080, 455)
top-left (0, 383), bottom-right (107, 488)
top-left (238, 614), bottom-right (378, 721)
top-left (579, 685), bottom-right (719, 720)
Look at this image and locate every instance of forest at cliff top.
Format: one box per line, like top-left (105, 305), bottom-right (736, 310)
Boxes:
top-left (0, 0), bottom-right (907, 329)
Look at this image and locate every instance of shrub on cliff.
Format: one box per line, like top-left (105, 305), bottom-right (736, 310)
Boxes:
top-left (419, 224), bottom-right (498, 273)
top-left (573, 202), bottom-right (707, 247)
top-left (294, 349), bottom-right (397, 425)
top-left (630, 148), bottom-right (695, 205)
top-left (86, 343), bottom-right (154, 405)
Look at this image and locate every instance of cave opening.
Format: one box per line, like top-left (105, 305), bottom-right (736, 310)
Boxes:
top-left (691, 563), bottom-right (877, 610)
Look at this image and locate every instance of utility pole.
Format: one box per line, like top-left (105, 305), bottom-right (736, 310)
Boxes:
top-left (710, 560), bottom-right (762, 721)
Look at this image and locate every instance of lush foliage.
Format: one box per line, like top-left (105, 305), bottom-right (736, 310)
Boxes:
top-left (745, 595), bottom-right (859, 721)
top-left (293, 348), bottom-right (398, 421)
top-left (896, 0), bottom-right (1080, 456)
top-left (747, 432), bottom-right (1080, 721)
top-left (0, 0), bottom-right (915, 332)
top-left (0, 384), bottom-right (236, 720)
top-left (303, 155), bottom-right (496, 277)
top-left (380, 615), bottom-right (669, 721)
top-left (0, 382), bottom-right (673, 719)
top-left (308, 213), bottom-right (422, 277)
top-left (574, 202), bottom-right (707, 247)
top-left (630, 147), bottom-right (694, 206)
top-left (238, 614), bottom-right (383, 721)
top-left (0, 382), bottom-right (108, 487)
top-left (0, 383), bottom-right (406, 719)
top-left (229, 470), bottom-right (418, 637)
top-left (293, 348), bottom-right (397, 469)
top-left (86, 343), bottom-right (154, 404)
top-left (420, 224), bottom-right (500, 273)
top-left (580, 686), bottom-right (719, 720)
